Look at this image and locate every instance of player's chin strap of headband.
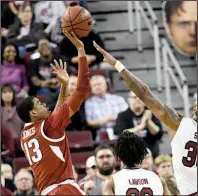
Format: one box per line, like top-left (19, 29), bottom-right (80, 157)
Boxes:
top-left (115, 61), bottom-right (125, 73)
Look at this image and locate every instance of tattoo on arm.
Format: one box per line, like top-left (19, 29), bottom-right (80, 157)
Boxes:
top-left (55, 84), bottom-right (69, 108)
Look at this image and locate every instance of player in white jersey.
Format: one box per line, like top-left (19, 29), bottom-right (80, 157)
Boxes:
top-left (102, 131), bottom-right (170, 195)
top-left (93, 41), bottom-right (197, 196)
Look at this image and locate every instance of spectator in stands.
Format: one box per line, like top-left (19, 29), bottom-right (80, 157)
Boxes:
top-left (66, 74), bottom-right (87, 131)
top-left (1, 176), bottom-right (13, 196)
top-left (1, 126), bottom-right (14, 163)
top-left (1, 84), bottom-right (24, 139)
top-left (7, 2), bottom-right (46, 56)
top-left (14, 168), bottom-right (38, 196)
top-left (85, 75), bottom-right (128, 140)
top-left (141, 148), bottom-right (156, 174)
top-left (27, 39), bottom-right (61, 97)
top-left (60, 30), bottom-right (105, 69)
top-left (114, 91), bottom-right (163, 158)
top-left (1, 44), bottom-right (29, 98)
top-left (34, 1), bottom-right (66, 36)
top-left (155, 154), bottom-right (174, 178)
top-left (78, 156), bottom-right (97, 185)
top-left (82, 144), bottom-right (116, 195)
top-left (1, 164), bottom-right (15, 192)
top-left (164, 175), bottom-right (180, 195)
top-left (163, 1), bottom-right (197, 56)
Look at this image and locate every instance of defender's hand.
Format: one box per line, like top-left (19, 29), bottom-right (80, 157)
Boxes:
top-left (50, 59), bottom-right (69, 85)
top-left (93, 41), bottom-right (117, 66)
top-left (62, 30), bottom-right (84, 49)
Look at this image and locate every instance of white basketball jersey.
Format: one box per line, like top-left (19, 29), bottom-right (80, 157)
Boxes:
top-left (171, 118), bottom-right (197, 195)
top-left (112, 168), bottom-right (163, 195)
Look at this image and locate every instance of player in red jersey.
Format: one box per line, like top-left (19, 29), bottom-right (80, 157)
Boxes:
top-left (16, 31), bottom-right (90, 195)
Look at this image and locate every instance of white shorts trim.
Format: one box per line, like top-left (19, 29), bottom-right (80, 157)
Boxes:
top-left (41, 179), bottom-right (86, 195)
top-left (40, 120), bottom-right (65, 142)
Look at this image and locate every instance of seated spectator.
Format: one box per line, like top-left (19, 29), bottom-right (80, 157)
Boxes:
top-left (78, 156), bottom-right (97, 185)
top-left (7, 2), bottom-right (46, 56)
top-left (114, 91), bottom-right (163, 158)
top-left (66, 74), bottom-right (87, 131)
top-left (1, 84), bottom-right (24, 139)
top-left (14, 168), bottom-right (38, 196)
top-left (1, 44), bottom-right (29, 98)
top-left (155, 154), bottom-right (174, 178)
top-left (81, 144), bottom-right (116, 195)
top-left (141, 148), bottom-right (157, 174)
top-left (85, 75), bottom-right (128, 140)
top-left (1, 164), bottom-right (15, 192)
top-left (34, 1), bottom-right (66, 35)
top-left (1, 176), bottom-right (13, 196)
top-left (60, 30), bottom-right (105, 69)
top-left (27, 39), bottom-right (62, 96)
top-left (1, 126), bottom-right (14, 162)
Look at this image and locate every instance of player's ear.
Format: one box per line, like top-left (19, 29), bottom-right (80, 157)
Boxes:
top-left (30, 110), bottom-right (37, 117)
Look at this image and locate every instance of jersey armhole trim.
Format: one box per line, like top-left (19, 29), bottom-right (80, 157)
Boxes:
top-left (40, 120), bottom-right (65, 142)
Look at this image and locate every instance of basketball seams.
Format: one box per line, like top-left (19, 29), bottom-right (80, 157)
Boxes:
top-left (61, 17), bottom-right (92, 28)
top-left (72, 28), bottom-right (91, 31)
top-left (68, 7), bottom-right (75, 34)
top-left (70, 7), bottom-right (84, 24)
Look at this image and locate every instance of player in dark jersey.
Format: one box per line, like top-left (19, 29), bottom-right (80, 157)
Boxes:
top-left (16, 31), bottom-right (90, 195)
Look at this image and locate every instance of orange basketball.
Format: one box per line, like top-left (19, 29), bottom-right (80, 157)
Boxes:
top-left (61, 6), bottom-right (92, 38)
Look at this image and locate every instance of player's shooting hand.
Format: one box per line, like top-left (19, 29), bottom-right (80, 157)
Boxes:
top-left (50, 59), bottom-right (69, 85)
top-left (62, 30), bottom-right (84, 49)
top-left (93, 41), bottom-right (117, 66)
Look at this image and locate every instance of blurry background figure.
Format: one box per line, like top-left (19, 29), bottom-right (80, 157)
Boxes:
top-left (85, 75), bottom-right (128, 140)
top-left (60, 30), bottom-right (105, 70)
top-left (164, 175), bottom-right (180, 195)
top-left (14, 169), bottom-right (38, 196)
top-left (1, 44), bottom-right (29, 98)
top-left (82, 144), bottom-right (116, 195)
top-left (1, 164), bottom-right (15, 192)
top-left (115, 91), bottom-right (163, 158)
top-left (155, 154), bottom-right (174, 178)
top-left (1, 176), bottom-right (13, 196)
top-left (141, 148), bottom-right (157, 173)
top-left (1, 84), bottom-right (24, 139)
top-left (65, 74), bottom-right (87, 131)
top-left (72, 165), bottom-right (79, 182)
top-left (34, 1), bottom-right (66, 36)
top-left (162, 1), bottom-right (197, 56)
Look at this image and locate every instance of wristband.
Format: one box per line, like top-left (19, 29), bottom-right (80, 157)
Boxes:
top-left (115, 61), bottom-right (125, 73)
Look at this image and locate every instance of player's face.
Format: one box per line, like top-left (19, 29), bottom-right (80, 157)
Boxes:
top-left (128, 94), bottom-right (145, 115)
top-left (157, 161), bottom-right (173, 178)
top-left (167, 1), bottom-right (197, 55)
top-left (68, 76), bottom-right (77, 95)
top-left (2, 87), bottom-right (14, 104)
top-left (193, 101), bottom-right (197, 120)
top-left (15, 171), bottom-right (33, 191)
top-left (96, 149), bottom-right (116, 176)
top-left (91, 78), bottom-right (107, 97)
top-left (31, 98), bottom-right (51, 119)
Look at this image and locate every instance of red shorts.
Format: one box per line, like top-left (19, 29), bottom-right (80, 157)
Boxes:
top-left (47, 184), bottom-right (86, 195)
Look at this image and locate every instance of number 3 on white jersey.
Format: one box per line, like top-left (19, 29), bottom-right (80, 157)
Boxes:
top-left (24, 138), bottom-right (42, 165)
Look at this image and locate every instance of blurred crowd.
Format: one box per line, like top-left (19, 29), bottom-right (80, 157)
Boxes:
top-left (1, 0), bottom-right (196, 195)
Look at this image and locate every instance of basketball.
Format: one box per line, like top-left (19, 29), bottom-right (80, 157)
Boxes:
top-left (61, 6), bottom-right (92, 38)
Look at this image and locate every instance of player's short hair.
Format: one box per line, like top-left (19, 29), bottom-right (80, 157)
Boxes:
top-left (114, 131), bottom-right (148, 168)
top-left (16, 96), bottom-right (35, 123)
top-left (95, 144), bottom-right (114, 157)
top-left (155, 154), bottom-right (172, 168)
top-left (163, 1), bottom-right (184, 23)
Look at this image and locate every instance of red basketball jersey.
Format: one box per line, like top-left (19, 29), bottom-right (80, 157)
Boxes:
top-left (20, 102), bottom-right (74, 194)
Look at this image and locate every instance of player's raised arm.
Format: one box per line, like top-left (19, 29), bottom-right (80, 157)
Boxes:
top-left (93, 41), bottom-right (183, 132)
top-left (63, 31), bottom-right (90, 117)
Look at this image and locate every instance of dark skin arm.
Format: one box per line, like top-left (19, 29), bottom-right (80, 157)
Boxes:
top-left (102, 176), bottom-right (114, 195)
top-left (93, 41), bottom-right (183, 135)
